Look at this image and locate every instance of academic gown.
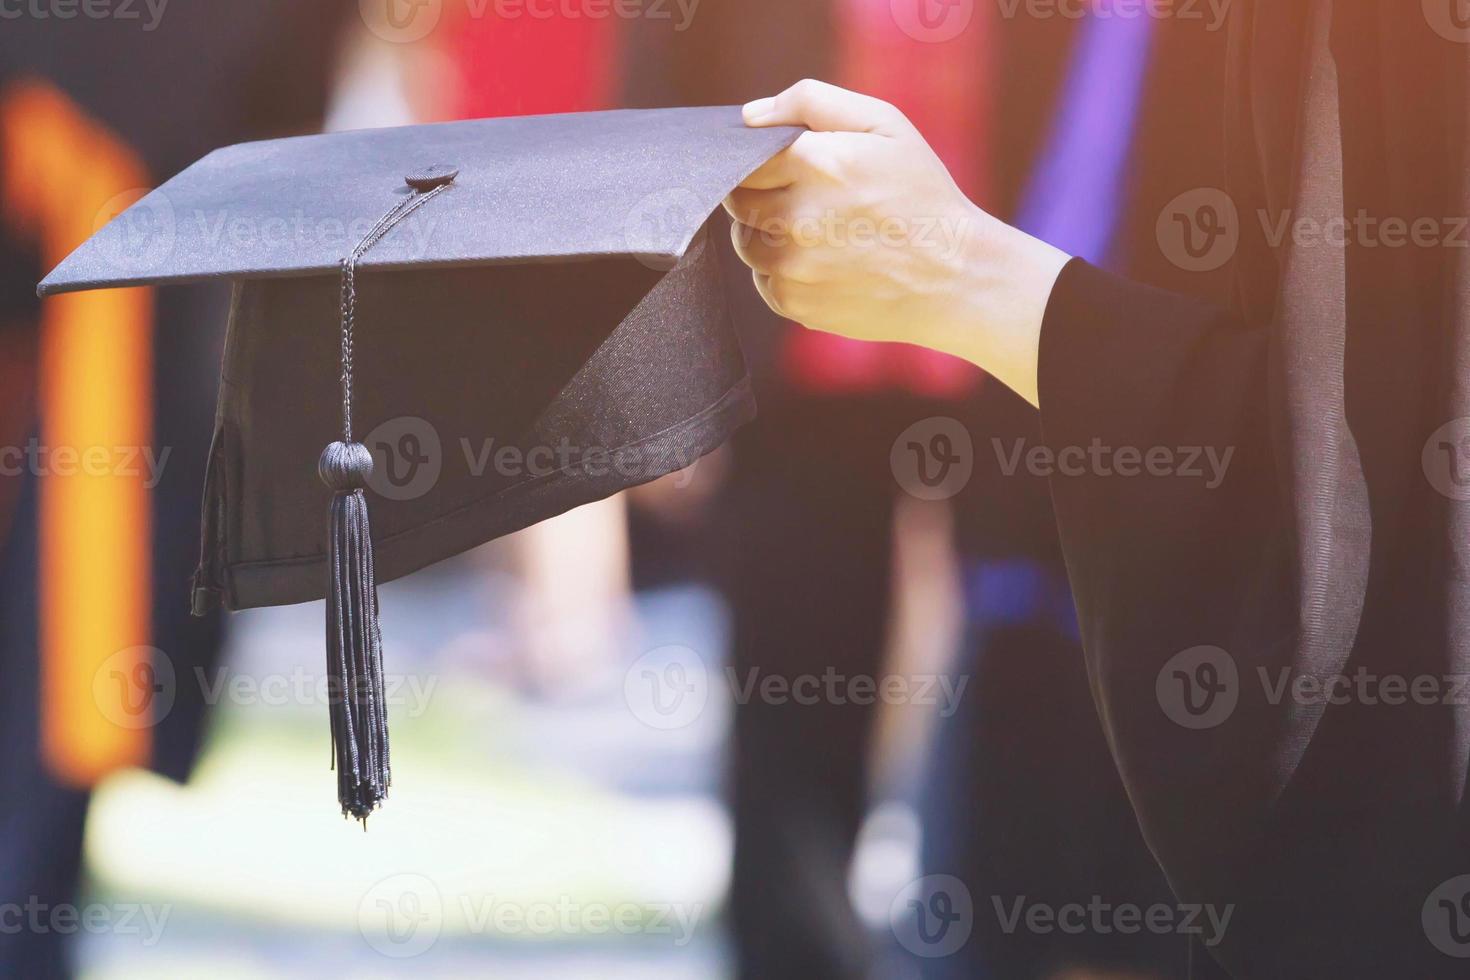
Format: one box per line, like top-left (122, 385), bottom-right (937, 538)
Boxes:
top-left (1037, 1), bottom-right (1470, 975)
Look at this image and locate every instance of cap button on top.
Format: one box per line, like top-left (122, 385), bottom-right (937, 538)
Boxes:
top-left (405, 163), bottom-right (459, 191)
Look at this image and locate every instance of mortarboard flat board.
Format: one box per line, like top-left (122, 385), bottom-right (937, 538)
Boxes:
top-left (39, 106), bottom-right (802, 821)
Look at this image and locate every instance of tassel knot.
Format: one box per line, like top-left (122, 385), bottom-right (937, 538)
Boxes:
top-left (319, 440), bottom-right (374, 491)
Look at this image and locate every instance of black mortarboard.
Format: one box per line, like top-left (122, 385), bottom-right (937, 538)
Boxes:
top-left (39, 106), bottom-right (801, 822)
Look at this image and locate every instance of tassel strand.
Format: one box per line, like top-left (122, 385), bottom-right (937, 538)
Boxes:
top-left (321, 441), bottom-right (389, 823)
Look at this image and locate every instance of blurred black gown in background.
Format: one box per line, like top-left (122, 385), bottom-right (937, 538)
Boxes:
top-left (0, 7), bottom-right (347, 976)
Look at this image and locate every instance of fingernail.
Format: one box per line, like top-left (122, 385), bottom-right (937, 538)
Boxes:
top-left (742, 98), bottom-right (776, 123)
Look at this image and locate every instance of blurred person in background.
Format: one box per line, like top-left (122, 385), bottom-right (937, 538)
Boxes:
top-left (727, 1), bottom-right (1470, 976)
top-left (628, 2), bottom-right (1183, 977)
top-left (921, 8), bottom-right (1239, 980)
top-left (0, 6), bottom-right (349, 976)
top-left (432, 0), bottom-right (642, 702)
top-left (628, 4), bottom-right (982, 975)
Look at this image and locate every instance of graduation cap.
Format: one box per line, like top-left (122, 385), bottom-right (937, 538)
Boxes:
top-left (39, 106), bottom-right (802, 822)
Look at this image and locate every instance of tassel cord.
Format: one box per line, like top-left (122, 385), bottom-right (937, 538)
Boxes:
top-left (338, 183), bottom-right (449, 442)
top-left (322, 180), bottom-right (447, 823)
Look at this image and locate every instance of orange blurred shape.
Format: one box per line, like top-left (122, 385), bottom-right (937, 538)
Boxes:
top-left (2, 79), bottom-right (154, 785)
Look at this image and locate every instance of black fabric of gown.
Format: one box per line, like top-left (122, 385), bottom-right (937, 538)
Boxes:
top-left (1038, 1), bottom-right (1470, 975)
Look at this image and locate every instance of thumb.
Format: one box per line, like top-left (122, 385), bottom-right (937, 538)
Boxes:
top-left (743, 79), bottom-right (910, 136)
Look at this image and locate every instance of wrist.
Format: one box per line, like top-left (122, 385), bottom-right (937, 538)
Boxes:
top-left (921, 204), bottom-right (1071, 409)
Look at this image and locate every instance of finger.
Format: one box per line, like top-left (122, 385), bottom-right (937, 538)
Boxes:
top-left (735, 131), bottom-right (842, 190)
top-left (751, 273), bottom-right (815, 325)
top-left (751, 271), bottom-right (785, 317)
top-left (742, 78), bottom-right (908, 136)
top-left (735, 146), bottom-right (803, 190)
top-left (729, 223), bottom-right (777, 273)
top-left (722, 186), bottom-right (795, 229)
top-left (730, 221), bottom-right (815, 280)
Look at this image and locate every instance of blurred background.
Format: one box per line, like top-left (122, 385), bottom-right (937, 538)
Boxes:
top-left (0, 1), bottom-right (1234, 977)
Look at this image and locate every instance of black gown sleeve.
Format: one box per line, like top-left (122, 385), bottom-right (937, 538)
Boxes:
top-left (1035, 258), bottom-right (1298, 972)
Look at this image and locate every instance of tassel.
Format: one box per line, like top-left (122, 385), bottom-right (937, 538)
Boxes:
top-left (317, 172), bottom-right (453, 822)
top-left (319, 440), bottom-right (390, 824)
